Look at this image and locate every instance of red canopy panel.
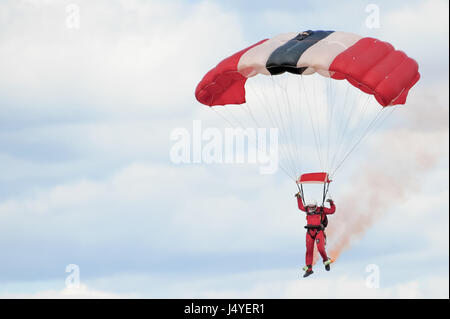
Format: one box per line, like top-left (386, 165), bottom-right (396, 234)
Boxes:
top-left (297, 172), bottom-right (331, 184)
top-left (329, 37), bottom-right (420, 106)
top-left (195, 39), bottom-right (268, 106)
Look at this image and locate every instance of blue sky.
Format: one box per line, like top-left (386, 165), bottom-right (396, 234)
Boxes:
top-left (0, 0), bottom-right (448, 298)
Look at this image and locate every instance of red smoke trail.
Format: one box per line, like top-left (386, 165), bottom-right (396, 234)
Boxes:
top-left (323, 89), bottom-right (448, 262)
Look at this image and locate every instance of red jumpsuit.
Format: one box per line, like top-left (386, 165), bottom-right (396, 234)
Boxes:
top-left (297, 197), bottom-right (336, 268)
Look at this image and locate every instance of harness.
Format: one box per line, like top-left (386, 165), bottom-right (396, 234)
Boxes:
top-left (304, 207), bottom-right (327, 240)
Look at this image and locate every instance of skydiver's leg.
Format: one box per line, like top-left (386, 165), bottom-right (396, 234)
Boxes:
top-left (316, 231), bottom-right (329, 262)
top-left (305, 230), bottom-right (315, 268)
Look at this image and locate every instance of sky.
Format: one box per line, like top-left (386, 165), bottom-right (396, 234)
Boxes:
top-left (0, 0), bottom-right (448, 298)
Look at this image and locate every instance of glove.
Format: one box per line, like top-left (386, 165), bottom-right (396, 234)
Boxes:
top-left (295, 192), bottom-right (301, 198)
top-left (326, 199), bottom-right (333, 204)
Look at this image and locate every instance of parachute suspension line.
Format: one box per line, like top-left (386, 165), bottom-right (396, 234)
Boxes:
top-left (328, 77), bottom-right (339, 172)
top-left (253, 77), bottom-right (296, 178)
top-left (245, 80), bottom-right (298, 181)
top-left (277, 75), bottom-right (303, 178)
top-left (328, 85), bottom-right (351, 173)
top-left (324, 77), bottom-right (331, 172)
top-left (346, 94), bottom-right (372, 144)
top-left (322, 182), bottom-right (330, 206)
top-left (298, 75), bottom-right (324, 170)
top-left (330, 106), bottom-right (396, 178)
top-left (246, 78), bottom-right (289, 174)
top-left (298, 76), bottom-right (320, 169)
top-left (226, 107), bottom-right (248, 129)
top-left (269, 80), bottom-right (298, 179)
top-left (211, 107), bottom-right (240, 129)
top-left (335, 89), bottom-right (361, 160)
top-left (270, 76), bottom-right (296, 176)
top-left (330, 89), bottom-right (365, 172)
top-left (212, 105), bottom-right (249, 130)
top-left (279, 76), bottom-right (302, 178)
top-left (288, 79), bottom-right (303, 175)
top-left (242, 103), bottom-right (261, 128)
top-left (329, 85), bottom-right (348, 172)
top-left (247, 77), bottom-right (281, 128)
top-left (269, 75), bottom-right (299, 178)
top-left (295, 74), bottom-right (305, 175)
top-left (244, 93), bottom-right (298, 183)
top-left (335, 94), bottom-right (372, 169)
top-left (212, 73), bottom-right (397, 184)
top-left (274, 160), bottom-right (297, 182)
top-left (299, 183), bottom-right (306, 206)
top-left (257, 76), bottom-right (301, 180)
top-left (309, 75), bottom-right (326, 171)
top-left (311, 75), bottom-right (325, 171)
top-left (330, 108), bottom-right (384, 178)
top-left (324, 76), bottom-right (338, 174)
top-left (211, 106), bottom-right (299, 178)
top-left (211, 94), bottom-right (297, 183)
top-left (322, 182), bottom-right (326, 206)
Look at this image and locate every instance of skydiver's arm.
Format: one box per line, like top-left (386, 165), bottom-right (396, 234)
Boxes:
top-left (297, 196), bottom-right (306, 212)
top-left (322, 201), bottom-right (336, 214)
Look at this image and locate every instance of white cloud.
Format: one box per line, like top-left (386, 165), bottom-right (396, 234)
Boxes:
top-left (0, 0), bottom-right (245, 122)
top-left (384, 0), bottom-right (449, 40)
top-left (1, 284), bottom-right (130, 299)
top-left (1, 267), bottom-right (448, 298)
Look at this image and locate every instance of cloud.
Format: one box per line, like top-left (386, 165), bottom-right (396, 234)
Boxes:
top-left (1, 284), bottom-right (130, 299)
top-left (3, 266), bottom-right (447, 298)
top-left (383, 0), bottom-right (449, 40)
top-left (0, 0), bottom-right (246, 127)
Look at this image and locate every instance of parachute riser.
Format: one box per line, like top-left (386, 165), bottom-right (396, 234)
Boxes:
top-left (296, 181), bottom-right (330, 207)
top-left (322, 182), bottom-right (331, 206)
top-left (296, 183), bottom-right (306, 207)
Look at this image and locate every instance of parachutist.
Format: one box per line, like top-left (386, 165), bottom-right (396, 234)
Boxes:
top-left (297, 193), bottom-right (336, 275)
top-left (196, 31), bottom-right (419, 277)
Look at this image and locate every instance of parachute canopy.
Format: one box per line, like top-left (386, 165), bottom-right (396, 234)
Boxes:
top-left (195, 30), bottom-right (420, 195)
top-left (195, 30), bottom-right (420, 108)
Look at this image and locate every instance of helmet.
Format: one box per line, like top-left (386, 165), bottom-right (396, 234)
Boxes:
top-left (307, 201), bottom-right (317, 211)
